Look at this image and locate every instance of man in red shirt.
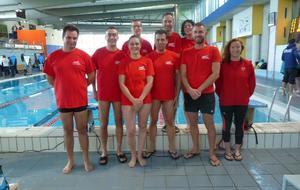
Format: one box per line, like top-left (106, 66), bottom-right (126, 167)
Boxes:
top-left (160, 12), bottom-right (182, 133)
top-left (162, 12), bottom-right (182, 54)
top-left (144, 29), bottom-right (180, 159)
top-left (92, 26), bottom-right (127, 165)
top-left (181, 22), bottom-right (221, 166)
top-left (44, 25), bottom-right (95, 174)
top-left (122, 19), bottom-right (152, 56)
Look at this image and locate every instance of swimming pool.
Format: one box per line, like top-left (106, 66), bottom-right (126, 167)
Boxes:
top-left (0, 75), bottom-right (277, 127)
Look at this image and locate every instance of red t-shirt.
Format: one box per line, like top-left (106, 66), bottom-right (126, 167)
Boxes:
top-left (122, 38), bottom-right (152, 56)
top-left (92, 47), bottom-right (124, 101)
top-left (43, 48), bottom-right (95, 109)
top-left (181, 46), bottom-right (221, 94)
top-left (181, 37), bottom-right (194, 51)
top-left (118, 56), bottom-right (154, 105)
top-left (147, 50), bottom-right (179, 100)
top-left (215, 59), bottom-right (256, 106)
top-left (166, 32), bottom-right (182, 54)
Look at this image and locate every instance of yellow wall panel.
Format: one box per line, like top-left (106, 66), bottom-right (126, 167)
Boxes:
top-left (216, 26), bottom-right (224, 42)
top-left (276, 0), bottom-right (292, 45)
top-left (252, 5), bottom-right (263, 35)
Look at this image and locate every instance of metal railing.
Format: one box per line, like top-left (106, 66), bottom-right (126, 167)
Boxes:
top-left (267, 87), bottom-right (280, 122)
top-left (267, 87), bottom-right (293, 122)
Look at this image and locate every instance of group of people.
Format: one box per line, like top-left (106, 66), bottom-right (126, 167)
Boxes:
top-left (43, 12), bottom-right (256, 173)
top-left (0, 55), bottom-right (17, 77)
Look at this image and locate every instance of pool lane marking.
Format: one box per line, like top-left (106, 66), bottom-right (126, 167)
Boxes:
top-left (34, 109), bottom-right (59, 127)
top-left (0, 87), bottom-right (51, 109)
top-left (45, 116), bottom-right (60, 127)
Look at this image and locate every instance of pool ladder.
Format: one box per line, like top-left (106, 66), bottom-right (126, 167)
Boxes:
top-left (267, 87), bottom-right (294, 122)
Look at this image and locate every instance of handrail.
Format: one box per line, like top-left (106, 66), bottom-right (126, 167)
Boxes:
top-left (283, 94), bottom-right (294, 122)
top-left (267, 87), bottom-right (280, 122)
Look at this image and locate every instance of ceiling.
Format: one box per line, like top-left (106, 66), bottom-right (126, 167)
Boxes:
top-left (0, 0), bottom-right (196, 32)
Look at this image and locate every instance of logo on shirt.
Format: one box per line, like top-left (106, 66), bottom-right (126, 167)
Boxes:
top-left (115, 61), bottom-right (120, 65)
top-left (168, 43), bottom-right (176, 48)
top-left (241, 66), bottom-right (246, 71)
top-left (138, 66), bottom-right (146, 71)
top-left (165, 61), bottom-right (174, 65)
top-left (72, 60), bottom-right (81, 66)
top-left (201, 55), bottom-right (210, 60)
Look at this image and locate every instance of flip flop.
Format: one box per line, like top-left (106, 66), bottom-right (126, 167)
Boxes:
top-left (209, 158), bottom-right (220, 166)
top-left (224, 152), bottom-right (234, 161)
top-left (234, 153), bottom-right (243, 161)
top-left (168, 150), bottom-right (180, 160)
top-left (142, 150), bottom-right (156, 159)
top-left (99, 155), bottom-right (108, 165)
top-left (183, 152), bottom-right (200, 159)
top-left (116, 153), bottom-right (128, 163)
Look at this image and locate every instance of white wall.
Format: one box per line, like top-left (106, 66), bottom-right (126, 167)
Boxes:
top-left (260, 3), bottom-right (270, 61)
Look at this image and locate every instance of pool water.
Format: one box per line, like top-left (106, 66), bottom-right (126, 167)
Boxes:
top-left (0, 75), bottom-right (276, 127)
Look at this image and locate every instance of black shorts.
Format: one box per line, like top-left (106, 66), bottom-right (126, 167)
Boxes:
top-left (184, 93), bottom-right (215, 114)
top-left (282, 68), bottom-right (297, 84)
top-left (58, 105), bottom-right (87, 113)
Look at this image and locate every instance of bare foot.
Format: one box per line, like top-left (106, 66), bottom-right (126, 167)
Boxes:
top-left (128, 158), bottom-right (137, 168)
top-left (84, 161), bottom-right (94, 172)
top-left (137, 157), bottom-right (147, 167)
top-left (63, 161), bottom-right (74, 174)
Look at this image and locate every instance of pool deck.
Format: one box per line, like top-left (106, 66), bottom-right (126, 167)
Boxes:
top-left (1, 73), bottom-right (300, 190)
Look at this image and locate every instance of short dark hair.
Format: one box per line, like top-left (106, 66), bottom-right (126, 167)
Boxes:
top-left (288, 38), bottom-right (296, 44)
top-left (105, 26), bottom-right (118, 32)
top-left (155, 29), bottom-right (168, 36)
top-left (194, 22), bottom-right (206, 28)
top-left (163, 12), bottom-right (173, 19)
top-left (62, 24), bottom-right (79, 38)
top-left (128, 35), bottom-right (141, 44)
top-left (181, 19), bottom-right (195, 36)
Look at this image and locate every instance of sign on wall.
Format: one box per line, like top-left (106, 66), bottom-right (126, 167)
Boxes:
top-left (232, 7), bottom-right (252, 38)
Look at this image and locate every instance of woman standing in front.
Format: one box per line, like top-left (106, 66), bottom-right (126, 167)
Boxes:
top-left (119, 35), bottom-right (154, 168)
top-left (215, 38), bottom-right (256, 161)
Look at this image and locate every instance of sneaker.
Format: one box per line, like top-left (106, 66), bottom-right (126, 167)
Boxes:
top-left (161, 125), bottom-right (167, 133)
top-left (162, 125), bottom-right (180, 133)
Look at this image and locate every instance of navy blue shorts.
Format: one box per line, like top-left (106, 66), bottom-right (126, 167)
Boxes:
top-left (58, 106), bottom-right (87, 113)
top-left (184, 93), bottom-right (215, 114)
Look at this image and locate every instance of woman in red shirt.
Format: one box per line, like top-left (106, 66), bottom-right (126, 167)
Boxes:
top-left (215, 38), bottom-right (256, 161)
top-left (119, 35), bottom-right (154, 168)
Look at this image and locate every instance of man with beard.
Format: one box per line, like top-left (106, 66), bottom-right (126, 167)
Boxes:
top-left (180, 22), bottom-right (221, 166)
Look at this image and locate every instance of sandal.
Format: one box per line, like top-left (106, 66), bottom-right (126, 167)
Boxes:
top-left (209, 157), bottom-right (220, 166)
top-left (168, 150), bottom-right (180, 160)
top-left (234, 153), bottom-right (243, 161)
top-left (183, 152), bottom-right (200, 159)
top-left (99, 155), bottom-right (108, 165)
top-left (116, 153), bottom-right (128, 163)
top-left (142, 150), bottom-right (156, 159)
top-left (224, 152), bottom-right (234, 161)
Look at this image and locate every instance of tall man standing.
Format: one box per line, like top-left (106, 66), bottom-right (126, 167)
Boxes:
top-left (44, 25), bottom-right (95, 173)
top-left (122, 19), bottom-right (152, 56)
top-left (92, 26), bottom-right (127, 165)
top-left (144, 29), bottom-right (180, 159)
top-left (180, 22), bottom-right (221, 166)
top-left (161, 12), bottom-right (182, 133)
